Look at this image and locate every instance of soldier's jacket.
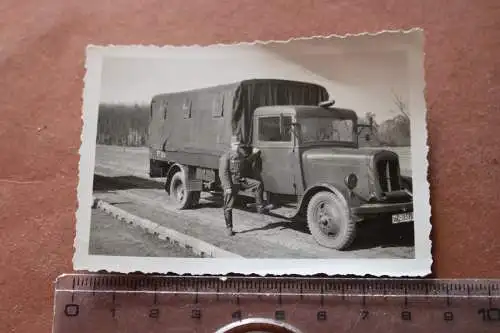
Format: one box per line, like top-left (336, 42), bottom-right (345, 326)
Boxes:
top-left (219, 149), bottom-right (261, 191)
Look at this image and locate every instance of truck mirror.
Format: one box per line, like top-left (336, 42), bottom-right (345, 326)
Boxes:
top-left (319, 100), bottom-right (336, 108)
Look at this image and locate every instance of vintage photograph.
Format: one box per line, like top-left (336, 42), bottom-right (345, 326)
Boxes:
top-left (74, 29), bottom-right (432, 276)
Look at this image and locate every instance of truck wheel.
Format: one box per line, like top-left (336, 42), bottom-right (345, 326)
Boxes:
top-left (306, 191), bottom-right (356, 250)
top-left (169, 171), bottom-right (199, 209)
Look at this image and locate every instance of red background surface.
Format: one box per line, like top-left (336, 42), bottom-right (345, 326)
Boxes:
top-left (1, 0), bottom-right (499, 332)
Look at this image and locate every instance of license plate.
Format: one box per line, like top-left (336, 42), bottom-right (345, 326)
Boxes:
top-left (392, 212), bottom-right (413, 224)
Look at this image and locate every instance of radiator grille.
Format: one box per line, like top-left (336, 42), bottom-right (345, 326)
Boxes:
top-left (376, 158), bottom-right (401, 192)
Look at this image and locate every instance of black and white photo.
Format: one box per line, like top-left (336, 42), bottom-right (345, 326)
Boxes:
top-left (74, 30), bottom-right (431, 276)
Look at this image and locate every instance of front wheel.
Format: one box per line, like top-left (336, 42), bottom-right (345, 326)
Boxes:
top-left (306, 191), bottom-right (356, 250)
top-left (169, 171), bottom-right (200, 209)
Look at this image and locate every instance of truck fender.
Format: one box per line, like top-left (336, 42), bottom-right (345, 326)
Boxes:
top-left (296, 183), bottom-right (349, 217)
top-left (165, 163), bottom-right (201, 194)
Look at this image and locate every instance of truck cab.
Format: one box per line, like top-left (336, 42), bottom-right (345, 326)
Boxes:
top-left (251, 102), bottom-right (413, 250)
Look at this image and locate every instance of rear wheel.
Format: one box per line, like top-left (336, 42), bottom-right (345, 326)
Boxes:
top-left (169, 171), bottom-right (200, 209)
top-left (306, 191), bottom-right (356, 250)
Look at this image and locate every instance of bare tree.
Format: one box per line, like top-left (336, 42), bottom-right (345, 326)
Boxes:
top-left (390, 91), bottom-right (410, 120)
top-left (371, 91), bottom-right (411, 146)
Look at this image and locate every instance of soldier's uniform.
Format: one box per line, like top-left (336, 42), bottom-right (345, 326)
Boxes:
top-left (219, 144), bottom-right (265, 236)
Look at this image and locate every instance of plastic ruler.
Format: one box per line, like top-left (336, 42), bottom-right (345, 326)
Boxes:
top-left (52, 274), bottom-right (500, 332)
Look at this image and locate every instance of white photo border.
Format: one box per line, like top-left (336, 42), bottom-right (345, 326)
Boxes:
top-left (73, 28), bottom-right (432, 277)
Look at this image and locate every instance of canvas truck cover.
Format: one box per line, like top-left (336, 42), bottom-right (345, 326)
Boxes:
top-left (148, 79), bottom-right (329, 167)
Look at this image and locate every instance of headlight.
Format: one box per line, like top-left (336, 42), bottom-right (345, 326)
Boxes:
top-left (345, 173), bottom-right (358, 190)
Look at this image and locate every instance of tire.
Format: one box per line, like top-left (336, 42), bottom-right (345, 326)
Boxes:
top-left (306, 191), bottom-right (356, 250)
top-left (168, 171), bottom-right (200, 209)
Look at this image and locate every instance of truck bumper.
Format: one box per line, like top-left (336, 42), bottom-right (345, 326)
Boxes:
top-left (350, 201), bottom-right (413, 216)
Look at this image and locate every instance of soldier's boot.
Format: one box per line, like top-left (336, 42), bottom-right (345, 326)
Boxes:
top-left (255, 187), bottom-right (270, 214)
top-left (256, 205), bottom-right (271, 214)
top-left (224, 210), bottom-right (234, 236)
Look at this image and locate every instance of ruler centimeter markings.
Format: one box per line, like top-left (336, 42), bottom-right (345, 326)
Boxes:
top-left (53, 274), bottom-right (500, 333)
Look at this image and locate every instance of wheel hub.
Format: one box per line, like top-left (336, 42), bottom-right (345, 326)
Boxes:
top-left (317, 202), bottom-right (340, 236)
top-left (173, 181), bottom-right (184, 202)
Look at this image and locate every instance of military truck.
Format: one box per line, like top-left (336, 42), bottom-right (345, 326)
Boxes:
top-left (148, 79), bottom-right (413, 250)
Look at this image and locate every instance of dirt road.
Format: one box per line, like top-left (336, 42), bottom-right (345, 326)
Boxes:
top-left (90, 145), bottom-right (414, 259)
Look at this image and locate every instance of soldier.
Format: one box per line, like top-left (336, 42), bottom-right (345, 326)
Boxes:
top-left (219, 136), bottom-right (267, 236)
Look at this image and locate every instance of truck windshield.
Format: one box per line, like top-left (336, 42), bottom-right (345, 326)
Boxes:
top-left (299, 117), bottom-right (355, 144)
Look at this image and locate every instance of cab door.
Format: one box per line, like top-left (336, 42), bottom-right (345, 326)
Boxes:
top-left (254, 113), bottom-right (298, 195)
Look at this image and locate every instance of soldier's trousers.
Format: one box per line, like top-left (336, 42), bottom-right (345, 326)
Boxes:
top-left (223, 178), bottom-right (264, 228)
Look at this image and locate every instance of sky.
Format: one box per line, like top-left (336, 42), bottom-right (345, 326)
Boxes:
top-left (98, 33), bottom-right (419, 122)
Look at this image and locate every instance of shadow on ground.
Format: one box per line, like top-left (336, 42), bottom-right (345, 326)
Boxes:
top-left (93, 174), bottom-right (164, 192)
top-left (236, 213), bottom-right (414, 250)
top-left (237, 216), bottom-right (309, 235)
top-left (348, 221), bottom-right (414, 250)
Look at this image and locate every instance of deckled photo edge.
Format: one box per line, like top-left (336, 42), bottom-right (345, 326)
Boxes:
top-left (74, 45), bottom-right (102, 265)
top-left (406, 30), bottom-right (432, 267)
top-left (73, 28), bottom-right (432, 277)
top-left (83, 27), bottom-right (424, 51)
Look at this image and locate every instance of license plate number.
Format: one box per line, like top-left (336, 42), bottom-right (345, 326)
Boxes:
top-left (392, 212), bottom-right (413, 224)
